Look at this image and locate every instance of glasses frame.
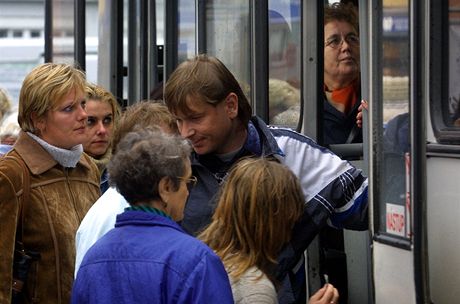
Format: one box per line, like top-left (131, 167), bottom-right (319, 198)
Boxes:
top-left (325, 33), bottom-right (360, 49)
top-left (177, 175), bottom-right (198, 188)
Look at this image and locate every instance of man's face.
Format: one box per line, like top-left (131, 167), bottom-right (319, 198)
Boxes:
top-left (324, 20), bottom-right (360, 88)
top-left (174, 94), bottom-right (238, 155)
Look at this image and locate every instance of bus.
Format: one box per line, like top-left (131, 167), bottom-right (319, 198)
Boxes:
top-left (7, 0), bottom-right (460, 303)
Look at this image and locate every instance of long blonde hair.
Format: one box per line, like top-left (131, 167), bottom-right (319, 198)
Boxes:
top-left (199, 157), bottom-right (304, 282)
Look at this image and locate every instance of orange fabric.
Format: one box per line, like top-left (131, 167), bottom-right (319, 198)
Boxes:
top-left (325, 80), bottom-right (360, 114)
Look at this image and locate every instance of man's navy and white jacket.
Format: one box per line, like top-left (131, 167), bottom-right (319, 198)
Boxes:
top-left (183, 116), bottom-right (368, 290)
top-left (185, 116), bottom-right (368, 233)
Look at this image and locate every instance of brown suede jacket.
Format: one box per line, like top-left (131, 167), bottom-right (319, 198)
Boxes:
top-left (0, 131), bottom-right (101, 303)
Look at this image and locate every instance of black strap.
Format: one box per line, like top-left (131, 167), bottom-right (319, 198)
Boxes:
top-left (345, 125), bottom-right (359, 144)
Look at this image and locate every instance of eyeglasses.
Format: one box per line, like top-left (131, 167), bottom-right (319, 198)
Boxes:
top-left (178, 175), bottom-right (198, 189)
top-left (325, 33), bottom-right (359, 49)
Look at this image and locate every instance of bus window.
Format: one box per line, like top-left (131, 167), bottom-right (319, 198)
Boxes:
top-left (178, 0), bottom-right (195, 62)
top-left (430, 0), bottom-right (460, 143)
top-left (268, 1), bottom-right (301, 129)
top-left (448, 0), bottom-right (460, 127)
top-left (378, 0), bottom-right (411, 240)
top-left (205, 1), bottom-right (250, 90)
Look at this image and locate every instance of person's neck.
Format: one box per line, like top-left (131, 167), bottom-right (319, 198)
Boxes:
top-left (218, 124), bottom-right (248, 155)
top-left (324, 75), bottom-right (357, 91)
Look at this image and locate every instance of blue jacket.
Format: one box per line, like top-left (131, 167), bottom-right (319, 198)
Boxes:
top-left (99, 168), bottom-right (109, 194)
top-left (181, 116), bottom-right (368, 286)
top-left (72, 211), bottom-right (234, 304)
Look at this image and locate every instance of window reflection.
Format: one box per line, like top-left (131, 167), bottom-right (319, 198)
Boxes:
top-left (178, 0), bottom-right (195, 62)
top-left (206, 0), bottom-right (250, 88)
top-left (268, 0), bottom-right (301, 129)
top-left (52, 0), bottom-right (75, 64)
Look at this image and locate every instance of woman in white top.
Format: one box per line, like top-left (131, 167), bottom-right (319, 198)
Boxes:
top-left (200, 158), bottom-right (339, 304)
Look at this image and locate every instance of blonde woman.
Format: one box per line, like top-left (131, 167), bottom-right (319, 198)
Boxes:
top-left (0, 63), bottom-right (100, 303)
top-left (83, 83), bottom-right (121, 193)
top-left (200, 158), bottom-right (339, 304)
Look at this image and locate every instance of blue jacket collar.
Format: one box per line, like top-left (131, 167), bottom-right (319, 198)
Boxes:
top-left (248, 116), bottom-right (285, 157)
top-left (116, 210), bottom-right (184, 233)
top-left (190, 116), bottom-right (284, 167)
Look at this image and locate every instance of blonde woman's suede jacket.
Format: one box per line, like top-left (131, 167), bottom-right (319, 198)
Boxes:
top-left (0, 131), bottom-right (100, 304)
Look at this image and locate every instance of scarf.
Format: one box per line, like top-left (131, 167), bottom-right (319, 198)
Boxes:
top-left (324, 80), bottom-right (360, 115)
top-left (27, 132), bottom-right (83, 168)
top-left (90, 149), bottom-right (112, 176)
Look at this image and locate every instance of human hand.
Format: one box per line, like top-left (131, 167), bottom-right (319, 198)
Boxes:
top-left (356, 100), bottom-right (369, 128)
top-left (307, 283), bottom-right (339, 304)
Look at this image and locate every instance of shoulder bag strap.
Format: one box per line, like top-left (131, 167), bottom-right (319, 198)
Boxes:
top-left (4, 156), bottom-right (30, 246)
top-left (18, 159), bottom-right (30, 244)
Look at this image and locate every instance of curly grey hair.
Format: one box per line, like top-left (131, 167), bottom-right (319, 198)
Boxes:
top-left (107, 127), bottom-right (192, 204)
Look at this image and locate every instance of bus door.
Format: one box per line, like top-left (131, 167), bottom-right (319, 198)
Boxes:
top-left (367, 0), bottom-right (426, 303)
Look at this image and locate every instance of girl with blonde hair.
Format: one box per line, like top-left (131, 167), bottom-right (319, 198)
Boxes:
top-left (200, 157), bottom-right (339, 304)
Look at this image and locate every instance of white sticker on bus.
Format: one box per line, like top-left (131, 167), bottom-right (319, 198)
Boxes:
top-left (386, 203), bottom-right (405, 237)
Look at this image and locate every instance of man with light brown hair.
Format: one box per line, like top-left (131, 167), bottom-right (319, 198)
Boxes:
top-left (164, 54), bottom-right (369, 303)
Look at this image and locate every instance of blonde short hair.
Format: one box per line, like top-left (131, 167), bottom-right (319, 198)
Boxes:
top-left (18, 63), bottom-right (87, 133)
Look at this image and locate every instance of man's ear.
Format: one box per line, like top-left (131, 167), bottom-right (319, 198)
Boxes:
top-left (225, 92), bottom-right (239, 119)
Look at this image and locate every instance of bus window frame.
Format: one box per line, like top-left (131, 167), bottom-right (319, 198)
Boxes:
top-left (370, 0), bottom-right (412, 250)
top-left (430, 0), bottom-right (460, 145)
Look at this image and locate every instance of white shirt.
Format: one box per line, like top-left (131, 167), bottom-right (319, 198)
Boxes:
top-left (229, 266), bottom-right (278, 304)
top-left (74, 187), bottom-right (129, 277)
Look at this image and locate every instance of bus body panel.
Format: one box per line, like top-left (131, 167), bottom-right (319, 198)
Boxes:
top-left (427, 157), bottom-right (460, 304)
top-left (373, 242), bottom-right (416, 304)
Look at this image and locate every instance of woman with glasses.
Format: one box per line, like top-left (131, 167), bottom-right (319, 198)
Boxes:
top-left (72, 128), bottom-right (233, 303)
top-left (323, 2), bottom-right (362, 145)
